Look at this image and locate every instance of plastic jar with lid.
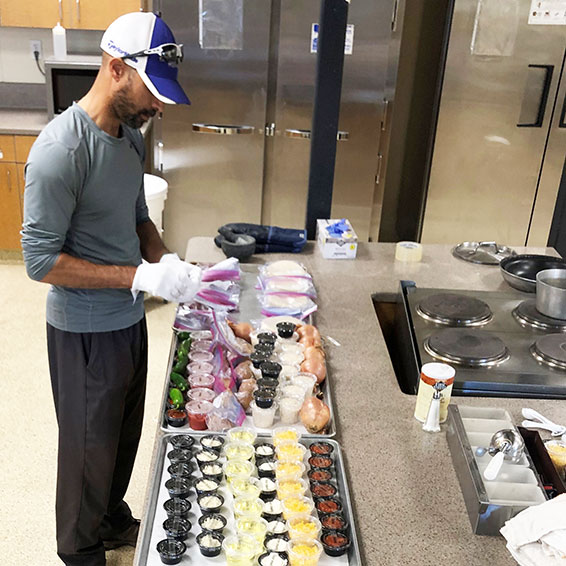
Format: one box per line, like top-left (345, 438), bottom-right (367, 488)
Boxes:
top-left (413, 362), bottom-right (455, 424)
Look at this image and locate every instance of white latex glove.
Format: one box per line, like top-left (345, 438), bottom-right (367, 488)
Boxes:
top-left (159, 252), bottom-right (181, 264)
top-left (158, 253), bottom-right (202, 302)
top-left (131, 260), bottom-right (201, 303)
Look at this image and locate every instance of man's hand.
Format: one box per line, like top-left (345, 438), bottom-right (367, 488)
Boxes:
top-left (132, 258), bottom-right (201, 303)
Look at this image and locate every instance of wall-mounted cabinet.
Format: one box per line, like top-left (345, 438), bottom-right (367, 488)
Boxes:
top-left (0, 134), bottom-right (36, 251)
top-left (0, 0), bottom-right (144, 30)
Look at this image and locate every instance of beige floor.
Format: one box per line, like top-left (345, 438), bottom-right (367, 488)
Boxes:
top-left (0, 261), bottom-right (177, 566)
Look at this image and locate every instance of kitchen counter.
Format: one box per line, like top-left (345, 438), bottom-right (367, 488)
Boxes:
top-left (147, 240), bottom-right (564, 566)
top-left (0, 108), bottom-right (49, 135)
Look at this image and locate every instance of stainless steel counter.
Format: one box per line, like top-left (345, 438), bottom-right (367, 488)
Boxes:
top-left (138, 240), bottom-right (564, 566)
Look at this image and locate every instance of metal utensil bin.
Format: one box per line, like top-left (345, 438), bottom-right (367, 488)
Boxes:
top-left (446, 404), bottom-right (547, 535)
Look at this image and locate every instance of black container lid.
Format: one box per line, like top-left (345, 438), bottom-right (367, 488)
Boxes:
top-left (198, 512), bottom-right (227, 532)
top-left (200, 434), bottom-right (225, 451)
top-left (156, 538), bottom-right (186, 559)
top-left (167, 448), bottom-right (193, 464)
top-left (257, 332), bottom-right (277, 344)
top-left (250, 351), bottom-right (270, 368)
top-left (254, 343), bottom-right (275, 357)
top-left (167, 462), bottom-right (193, 479)
top-left (256, 377), bottom-right (278, 390)
top-left (260, 361), bottom-right (282, 379)
top-left (169, 434), bottom-right (195, 451)
top-left (163, 517), bottom-right (192, 538)
top-left (276, 321), bottom-right (296, 338)
top-left (164, 477), bottom-right (192, 498)
top-left (254, 389), bottom-right (275, 408)
top-left (163, 497), bottom-right (191, 516)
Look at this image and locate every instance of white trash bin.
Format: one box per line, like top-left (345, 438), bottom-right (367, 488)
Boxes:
top-left (143, 174), bottom-right (168, 234)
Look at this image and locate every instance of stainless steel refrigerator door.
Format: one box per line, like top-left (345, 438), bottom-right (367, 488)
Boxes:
top-left (528, 52), bottom-right (566, 246)
top-left (421, 0), bottom-right (566, 245)
top-left (158, 0), bottom-right (271, 255)
top-left (262, 0), bottom-right (390, 241)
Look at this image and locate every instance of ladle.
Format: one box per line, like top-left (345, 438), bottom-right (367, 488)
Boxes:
top-left (483, 429), bottom-right (524, 481)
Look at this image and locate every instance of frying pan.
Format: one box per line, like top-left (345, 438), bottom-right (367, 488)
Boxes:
top-left (500, 254), bottom-right (566, 293)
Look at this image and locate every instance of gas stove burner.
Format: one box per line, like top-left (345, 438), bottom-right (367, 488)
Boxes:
top-left (531, 334), bottom-right (566, 370)
top-left (416, 293), bottom-right (493, 326)
top-left (424, 328), bottom-right (509, 367)
top-left (513, 299), bottom-right (566, 332)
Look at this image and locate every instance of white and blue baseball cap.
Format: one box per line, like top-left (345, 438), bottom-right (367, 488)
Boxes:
top-left (100, 12), bottom-right (190, 105)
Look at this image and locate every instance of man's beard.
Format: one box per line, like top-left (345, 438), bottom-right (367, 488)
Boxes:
top-left (111, 84), bottom-right (156, 130)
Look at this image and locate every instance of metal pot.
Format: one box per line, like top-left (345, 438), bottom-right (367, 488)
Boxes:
top-left (536, 269), bottom-right (566, 320)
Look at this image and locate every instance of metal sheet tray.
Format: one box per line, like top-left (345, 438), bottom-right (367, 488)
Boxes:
top-left (160, 266), bottom-right (336, 437)
top-left (134, 434), bottom-right (361, 566)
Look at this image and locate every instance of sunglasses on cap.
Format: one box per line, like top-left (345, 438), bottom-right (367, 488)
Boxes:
top-left (123, 42), bottom-right (184, 65)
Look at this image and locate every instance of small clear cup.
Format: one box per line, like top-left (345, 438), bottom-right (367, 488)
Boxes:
top-left (233, 495), bottom-right (264, 519)
top-left (275, 441), bottom-right (307, 463)
top-left (287, 539), bottom-right (323, 566)
top-left (287, 516), bottom-right (322, 541)
top-left (224, 459), bottom-right (255, 485)
top-left (222, 534), bottom-right (258, 566)
top-left (227, 426), bottom-right (257, 445)
top-left (276, 478), bottom-right (308, 500)
top-left (274, 461), bottom-right (305, 482)
top-left (272, 426), bottom-right (301, 447)
top-left (281, 495), bottom-right (314, 521)
top-left (224, 441), bottom-right (255, 462)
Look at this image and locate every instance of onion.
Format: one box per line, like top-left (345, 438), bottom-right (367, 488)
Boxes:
top-left (300, 397), bottom-right (330, 433)
top-left (235, 360), bottom-right (254, 381)
top-left (304, 345), bottom-right (325, 360)
top-left (297, 324), bottom-right (321, 340)
top-left (301, 357), bottom-right (326, 383)
top-left (299, 335), bottom-right (322, 348)
top-left (228, 321), bottom-right (253, 343)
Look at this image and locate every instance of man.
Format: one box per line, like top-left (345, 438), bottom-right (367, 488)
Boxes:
top-left (21, 12), bottom-right (196, 566)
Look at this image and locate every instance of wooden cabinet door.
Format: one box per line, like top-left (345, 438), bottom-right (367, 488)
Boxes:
top-left (69, 0), bottom-right (141, 30)
top-left (0, 135), bottom-right (16, 162)
top-left (0, 0), bottom-right (62, 28)
top-left (14, 136), bottom-right (37, 164)
top-left (0, 163), bottom-right (23, 250)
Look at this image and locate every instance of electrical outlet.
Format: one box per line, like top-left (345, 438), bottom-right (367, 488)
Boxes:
top-left (30, 40), bottom-right (42, 59)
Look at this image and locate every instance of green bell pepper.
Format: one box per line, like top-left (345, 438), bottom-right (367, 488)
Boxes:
top-left (169, 387), bottom-right (184, 409)
top-left (170, 371), bottom-right (188, 392)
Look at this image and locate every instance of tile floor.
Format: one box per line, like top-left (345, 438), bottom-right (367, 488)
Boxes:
top-left (0, 261), bottom-right (177, 565)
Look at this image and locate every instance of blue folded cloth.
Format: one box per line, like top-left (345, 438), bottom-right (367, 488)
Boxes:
top-left (216, 223), bottom-right (307, 253)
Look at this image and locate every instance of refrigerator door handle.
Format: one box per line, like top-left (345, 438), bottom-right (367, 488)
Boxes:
top-left (284, 129), bottom-right (349, 140)
top-left (192, 124), bottom-right (255, 135)
top-left (517, 64), bottom-right (554, 128)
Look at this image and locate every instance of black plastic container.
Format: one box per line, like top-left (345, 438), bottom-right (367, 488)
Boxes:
top-left (194, 477), bottom-right (220, 497)
top-left (156, 538), bottom-right (186, 565)
top-left (167, 448), bottom-right (192, 465)
top-left (261, 499), bottom-right (283, 522)
top-left (260, 361), bottom-right (282, 379)
top-left (250, 351), bottom-right (270, 369)
top-left (310, 481), bottom-right (338, 500)
top-left (198, 513), bottom-right (227, 535)
top-left (196, 531), bottom-right (224, 557)
top-left (257, 331), bottom-right (277, 345)
top-left (315, 497), bottom-right (343, 516)
top-left (254, 389), bottom-right (275, 408)
top-left (264, 533), bottom-right (289, 553)
top-left (200, 434), bottom-right (225, 452)
top-left (162, 517), bottom-right (192, 542)
top-left (307, 468), bottom-right (332, 483)
top-left (197, 493), bottom-right (224, 514)
top-left (257, 458), bottom-right (277, 479)
top-left (169, 434), bottom-right (195, 451)
top-left (258, 551), bottom-right (289, 566)
top-left (164, 478), bottom-right (192, 500)
top-left (321, 531), bottom-right (351, 557)
top-left (256, 377), bottom-right (278, 391)
top-left (201, 463), bottom-right (224, 483)
top-left (254, 343), bottom-right (275, 356)
top-left (255, 443), bottom-right (276, 459)
top-left (167, 462), bottom-right (193, 479)
top-left (307, 455), bottom-right (333, 471)
top-left (309, 441), bottom-right (334, 457)
top-left (320, 513), bottom-right (349, 534)
top-left (163, 498), bottom-right (191, 520)
top-left (195, 448), bottom-right (220, 470)
top-left (166, 409), bottom-right (187, 427)
top-left (276, 321), bottom-right (295, 338)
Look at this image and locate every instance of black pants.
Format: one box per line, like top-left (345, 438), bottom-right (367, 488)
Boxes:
top-left (47, 318), bottom-right (148, 566)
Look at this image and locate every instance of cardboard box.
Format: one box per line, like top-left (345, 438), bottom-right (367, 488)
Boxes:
top-left (316, 219), bottom-right (358, 259)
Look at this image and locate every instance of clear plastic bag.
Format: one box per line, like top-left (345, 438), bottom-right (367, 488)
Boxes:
top-left (205, 390), bottom-right (246, 431)
top-left (259, 260), bottom-right (310, 279)
top-left (196, 280), bottom-right (241, 311)
top-left (259, 293), bottom-right (317, 319)
top-left (259, 276), bottom-right (317, 298)
top-left (202, 257), bottom-right (241, 282)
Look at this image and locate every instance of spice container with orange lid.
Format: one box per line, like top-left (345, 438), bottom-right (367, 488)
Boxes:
top-left (414, 362), bottom-right (455, 423)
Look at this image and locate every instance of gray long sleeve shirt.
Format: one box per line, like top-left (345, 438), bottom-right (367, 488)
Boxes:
top-left (21, 103), bottom-right (150, 333)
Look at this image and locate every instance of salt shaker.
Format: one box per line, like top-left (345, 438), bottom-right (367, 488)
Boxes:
top-left (414, 362), bottom-right (455, 426)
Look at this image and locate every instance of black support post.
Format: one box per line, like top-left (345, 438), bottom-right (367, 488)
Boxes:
top-left (305, 0), bottom-right (349, 239)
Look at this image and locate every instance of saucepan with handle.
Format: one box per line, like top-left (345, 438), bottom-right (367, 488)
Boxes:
top-left (499, 254), bottom-right (566, 293)
top-left (536, 269), bottom-right (566, 320)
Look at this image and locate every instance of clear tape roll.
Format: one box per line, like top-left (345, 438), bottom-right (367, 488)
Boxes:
top-left (395, 241), bottom-right (423, 262)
